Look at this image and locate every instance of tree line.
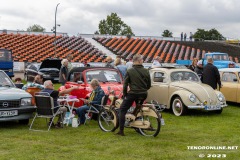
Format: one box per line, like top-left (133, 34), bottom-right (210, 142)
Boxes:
top-left (26, 13), bottom-right (225, 40)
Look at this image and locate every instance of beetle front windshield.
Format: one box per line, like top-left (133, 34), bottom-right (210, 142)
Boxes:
top-left (171, 71), bottom-right (200, 82)
top-left (0, 72), bottom-right (14, 87)
top-left (86, 70), bottom-right (121, 83)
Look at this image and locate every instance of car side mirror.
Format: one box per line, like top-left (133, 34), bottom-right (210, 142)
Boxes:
top-left (77, 81), bottom-right (83, 84)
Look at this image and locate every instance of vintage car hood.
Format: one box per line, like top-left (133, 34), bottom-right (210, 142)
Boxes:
top-left (0, 87), bottom-right (32, 100)
top-left (39, 68), bottom-right (60, 72)
top-left (39, 59), bottom-right (62, 70)
top-left (171, 81), bottom-right (218, 103)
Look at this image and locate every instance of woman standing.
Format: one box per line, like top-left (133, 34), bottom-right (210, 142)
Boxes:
top-left (59, 59), bottom-right (68, 85)
top-left (188, 58), bottom-right (198, 71)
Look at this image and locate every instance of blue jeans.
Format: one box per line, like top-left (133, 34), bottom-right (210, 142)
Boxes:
top-left (76, 105), bottom-right (89, 124)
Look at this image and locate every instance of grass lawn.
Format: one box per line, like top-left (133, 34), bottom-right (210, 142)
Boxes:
top-left (1, 83), bottom-right (239, 159)
top-left (0, 103), bottom-right (239, 160)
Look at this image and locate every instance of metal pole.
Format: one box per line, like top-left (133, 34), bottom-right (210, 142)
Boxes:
top-left (54, 3), bottom-right (60, 58)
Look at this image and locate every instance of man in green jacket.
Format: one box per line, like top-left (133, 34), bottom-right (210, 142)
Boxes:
top-left (116, 54), bottom-right (151, 136)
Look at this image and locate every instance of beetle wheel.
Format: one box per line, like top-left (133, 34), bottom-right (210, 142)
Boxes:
top-left (172, 96), bottom-right (187, 116)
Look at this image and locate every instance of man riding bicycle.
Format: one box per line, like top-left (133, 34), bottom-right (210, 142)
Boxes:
top-left (116, 54), bottom-right (151, 136)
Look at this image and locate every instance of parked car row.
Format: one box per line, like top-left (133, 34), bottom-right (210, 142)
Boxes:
top-left (2, 64), bottom-right (237, 124)
top-left (25, 58), bottom-right (61, 83)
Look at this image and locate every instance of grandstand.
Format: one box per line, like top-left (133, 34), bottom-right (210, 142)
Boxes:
top-left (0, 30), bottom-right (240, 63)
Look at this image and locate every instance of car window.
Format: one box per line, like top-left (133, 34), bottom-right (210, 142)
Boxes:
top-left (0, 72), bottom-right (14, 87)
top-left (70, 72), bottom-right (83, 82)
top-left (86, 70), bottom-right (121, 83)
top-left (212, 54), bottom-right (229, 61)
top-left (153, 72), bottom-right (167, 83)
top-left (222, 72), bottom-right (237, 82)
top-left (171, 71), bottom-right (199, 82)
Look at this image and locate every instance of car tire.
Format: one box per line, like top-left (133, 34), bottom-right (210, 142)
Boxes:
top-left (172, 96), bottom-right (187, 116)
top-left (19, 119), bottom-right (29, 125)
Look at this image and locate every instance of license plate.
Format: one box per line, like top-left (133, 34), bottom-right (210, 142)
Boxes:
top-left (205, 105), bottom-right (221, 110)
top-left (54, 78), bottom-right (59, 81)
top-left (0, 110), bottom-right (18, 117)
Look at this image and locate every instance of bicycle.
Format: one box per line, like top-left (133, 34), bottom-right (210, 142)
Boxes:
top-left (98, 91), bottom-right (164, 137)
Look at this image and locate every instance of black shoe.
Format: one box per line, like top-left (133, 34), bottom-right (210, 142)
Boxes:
top-left (55, 122), bottom-right (63, 128)
top-left (116, 131), bottom-right (125, 136)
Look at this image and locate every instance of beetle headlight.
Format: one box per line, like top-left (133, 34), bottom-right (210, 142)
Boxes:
top-left (21, 98), bottom-right (32, 106)
top-left (189, 94), bottom-right (196, 103)
top-left (217, 93), bottom-right (225, 102)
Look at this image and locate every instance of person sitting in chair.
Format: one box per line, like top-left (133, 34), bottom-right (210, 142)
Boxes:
top-left (22, 75), bottom-right (44, 90)
top-left (76, 79), bottom-right (105, 125)
top-left (42, 80), bottom-right (79, 128)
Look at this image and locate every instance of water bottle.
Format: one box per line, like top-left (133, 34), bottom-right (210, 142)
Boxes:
top-left (161, 118), bottom-right (165, 126)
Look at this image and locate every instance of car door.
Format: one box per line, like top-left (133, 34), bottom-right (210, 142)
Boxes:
top-left (147, 71), bottom-right (169, 107)
top-left (237, 72), bottom-right (240, 103)
top-left (220, 72), bottom-right (238, 102)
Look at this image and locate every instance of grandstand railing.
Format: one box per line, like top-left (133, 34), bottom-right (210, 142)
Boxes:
top-left (0, 30), bottom-right (68, 37)
top-left (80, 33), bottom-right (205, 42)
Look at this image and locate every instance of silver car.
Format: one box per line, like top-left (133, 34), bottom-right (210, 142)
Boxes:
top-left (0, 70), bottom-right (36, 124)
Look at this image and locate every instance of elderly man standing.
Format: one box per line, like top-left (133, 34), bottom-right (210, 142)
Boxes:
top-left (202, 57), bottom-right (222, 90)
top-left (59, 59), bottom-right (68, 86)
top-left (194, 59), bottom-right (203, 82)
top-left (41, 80), bottom-right (79, 128)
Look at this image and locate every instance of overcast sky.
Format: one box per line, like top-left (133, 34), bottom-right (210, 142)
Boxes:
top-left (0, 0), bottom-right (240, 39)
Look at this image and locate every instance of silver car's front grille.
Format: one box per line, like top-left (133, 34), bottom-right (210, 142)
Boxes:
top-left (0, 100), bottom-right (20, 108)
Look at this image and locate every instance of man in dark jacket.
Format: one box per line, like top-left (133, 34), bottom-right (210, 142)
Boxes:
top-left (116, 54), bottom-right (151, 136)
top-left (202, 57), bottom-right (222, 90)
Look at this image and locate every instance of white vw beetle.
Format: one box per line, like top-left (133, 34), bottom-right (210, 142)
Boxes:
top-left (146, 67), bottom-right (227, 116)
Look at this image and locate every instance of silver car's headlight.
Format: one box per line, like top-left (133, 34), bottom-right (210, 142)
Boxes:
top-left (21, 98), bottom-right (32, 106)
top-left (189, 94), bottom-right (196, 103)
top-left (217, 93), bottom-right (225, 102)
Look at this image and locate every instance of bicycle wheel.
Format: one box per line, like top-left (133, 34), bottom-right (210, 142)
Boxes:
top-left (137, 106), bottom-right (161, 137)
top-left (98, 107), bottom-right (119, 132)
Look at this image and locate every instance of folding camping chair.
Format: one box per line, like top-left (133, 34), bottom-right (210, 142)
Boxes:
top-left (29, 92), bottom-right (64, 131)
top-left (84, 95), bottom-right (109, 125)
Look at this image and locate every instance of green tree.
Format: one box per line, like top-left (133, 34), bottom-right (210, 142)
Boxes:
top-left (193, 28), bottom-right (225, 40)
top-left (27, 24), bottom-right (46, 32)
top-left (162, 30), bottom-right (173, 37)
top-left (98, 13), bottom-right (135, 36)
